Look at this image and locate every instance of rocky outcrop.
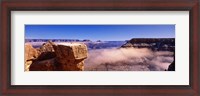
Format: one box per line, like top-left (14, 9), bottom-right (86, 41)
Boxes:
top-left (29, 58), bottom-right (57, 71)
top-left (168, 52), bottom-right (175, 71)
top-left (53, 43), bottom-right (88, 71)
top-left (25, 43), bottom-right (39, 71)
top-left (123, 38), bottom-right (175, 51)
top-left (168, 60), bottom-right (175, 71)
top-left (25, 44), bottom-right (38, 61)
top-left (37, 41), bottom-right (56, 61)
top-left (121, 42), bottom-right (134, 48)
top-left (38, 41), bottom-right (55, 53)
top-left (26, 41), bottom-right (88, 71)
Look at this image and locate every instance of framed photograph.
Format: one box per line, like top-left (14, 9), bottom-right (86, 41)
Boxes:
top-left (1, 0), bottom-right (199, 95)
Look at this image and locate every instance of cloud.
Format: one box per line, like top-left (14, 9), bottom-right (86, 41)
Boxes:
top-left (85, 48), bottom-right (174, 71)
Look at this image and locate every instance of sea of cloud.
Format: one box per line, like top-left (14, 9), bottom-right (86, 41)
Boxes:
top-left (85, 48), bottom-right (174, 71)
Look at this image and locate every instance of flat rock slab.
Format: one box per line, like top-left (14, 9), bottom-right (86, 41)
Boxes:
top-left (55, 43), bottom-right (88, 60)
top-left (54, 43), bottom-right (88, 71)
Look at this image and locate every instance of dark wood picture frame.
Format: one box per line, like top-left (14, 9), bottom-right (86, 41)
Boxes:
top-left (0, 0), bottom-right (199, 96)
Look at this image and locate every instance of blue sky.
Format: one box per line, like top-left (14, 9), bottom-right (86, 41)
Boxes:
top-left (25, 25), bottom-right (175, 41)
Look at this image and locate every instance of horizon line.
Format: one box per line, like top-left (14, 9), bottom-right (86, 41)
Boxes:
top-left (25, 37), bottom-right (175, 41)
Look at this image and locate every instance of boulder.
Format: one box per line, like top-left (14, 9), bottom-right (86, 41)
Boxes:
top-left (37, 41), bottom-right (56, 61)
top-left (39, 40), bottom-right (55, 53)
top-left (25, 44), bottom-right (39, 71)
top-left (25, 43), bottom-right (38, 61)
top-left (25, 61), bottom-right (33, 71)
top-left (29, 58), bottom-right (57, 71)
top-left (53, 43), bottom-right (88, 71)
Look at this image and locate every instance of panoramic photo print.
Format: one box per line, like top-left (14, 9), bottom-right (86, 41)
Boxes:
top-left (25, 25), bottom-right (175, 71)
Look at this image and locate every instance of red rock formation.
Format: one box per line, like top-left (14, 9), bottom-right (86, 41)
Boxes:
top-left (28, 41), bottom-right (57, 71)
top-left (29, 58), bottom-right (57, 71)
top-left (37, 41), bottom-right (56, 61)
top-left (38, 41), bottom-right (55, 53)
top-left (25, 41), bottom-right (88, 71)
top-left (53, 43), bottom-right (88, 71)
top-left (25, 43), bottom-right (39, 71)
